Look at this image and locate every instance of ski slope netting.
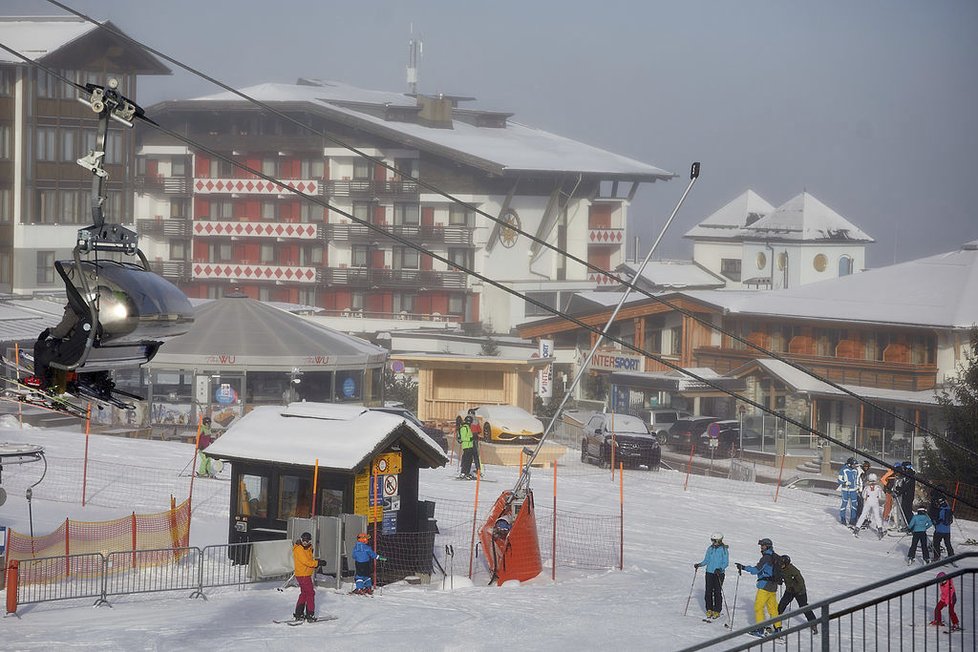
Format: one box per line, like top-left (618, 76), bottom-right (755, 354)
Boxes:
top-left (0, 453), bottom-right (229, 517)
top-left (5, 498), bottom-right (191, 579)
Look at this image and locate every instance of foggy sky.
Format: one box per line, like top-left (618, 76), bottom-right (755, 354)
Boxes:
top-left (11, 0), bottom-right (978, 268)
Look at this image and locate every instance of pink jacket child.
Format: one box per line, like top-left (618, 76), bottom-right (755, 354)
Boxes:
top-left (930, 572), bottom-right (960, 630)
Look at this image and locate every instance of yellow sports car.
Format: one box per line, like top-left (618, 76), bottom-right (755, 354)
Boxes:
top-left (459, 405), bottom-right (544, 444)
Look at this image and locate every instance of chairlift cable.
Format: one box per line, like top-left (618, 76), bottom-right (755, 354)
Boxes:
top-left (37, 0), bottom-right (972, 462)
top-left (1, 33), bottom-right (972, 506)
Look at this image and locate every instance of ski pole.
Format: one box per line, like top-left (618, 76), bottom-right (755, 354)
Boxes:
top-left (683, 565), bottom-right (699, 616)
top-left (729, 568), bottom-right (742, 628)
top-left (718, 573), bottom-right (733, 626)
top-left (885, 531), bottom-right (910, 555)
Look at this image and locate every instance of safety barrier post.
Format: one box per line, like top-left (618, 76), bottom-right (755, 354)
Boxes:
top-left (131, 513), bottom-right (137, 568)
top-left (311, 458), bottom-right (320, 516)
top-left (468, 471), bottom-right (481, 579)
top-left (82, 403), bottom-right (92, 506)
top-left (619, 462), bottom-right (624, 570)
top-left (951, 480), bottom-right (960, 511)
top-left (773, 452), bottom-right (787, 503)
top-left (683, 444), bottom-right (696, 491)
top-left (65, 518), bottom-right (70, 577)
top-left (5, 560), bottom-right (18, 614)
top-left (552, 462), bottom-right (557, 581)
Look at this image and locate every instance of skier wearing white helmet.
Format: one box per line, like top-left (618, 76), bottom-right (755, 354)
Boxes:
top-left (853, 472), bottom-right (886, 539)
top-left (693, 532), bottom-right (729, 621)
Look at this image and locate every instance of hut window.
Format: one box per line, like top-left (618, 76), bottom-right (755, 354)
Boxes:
top-left (320, 489), bottom-right (344, 517)
top-left (278, 475), bottom-right (313, 520)
top-left (238, 474), bottom-right (268, 518)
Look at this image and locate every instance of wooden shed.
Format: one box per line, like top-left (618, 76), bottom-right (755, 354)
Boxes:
top-left (391, 353), bottom-right (553, 424)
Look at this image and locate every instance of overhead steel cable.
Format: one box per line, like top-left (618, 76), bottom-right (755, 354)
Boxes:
top-left (40, 0), bottom-right (973, 462)
top-left (2, 32), bottom-right (970, 505)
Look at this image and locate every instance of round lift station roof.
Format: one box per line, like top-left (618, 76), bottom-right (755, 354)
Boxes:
top-left (149, 296), bottom-right (387, 371)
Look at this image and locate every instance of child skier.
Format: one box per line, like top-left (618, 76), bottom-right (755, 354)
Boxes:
top-left (736, 537), bottom-right (782, 637)
top-left (854, 473), bottom-right (885, 539)
top-left (932, 497), bottom-right (955, 562)
top-left (693, 532), bottom-right (729, 620)
top-left (351, 532), bottom-right (386, 595)
top-left (906, 506), bottom-right (933, 565)
top-left (930, 571), bottom-right (961, 631)
top-left (291, 532), bottom-right (319, 621)
top-left (457, 415), bottom-right (476, 479)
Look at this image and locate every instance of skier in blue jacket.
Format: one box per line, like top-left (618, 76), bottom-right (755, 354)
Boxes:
top-left (932, 498), bottom-right (955, 561)
top-left (837, 457), bottom-right (860, 525)
top-left (736, 538), bottom-right (782, 637)
top-left (693, 532), bottom-right (729, 620)
top-left (351, 532), bottom-right (386, 594)
top-left (906, 507), bottom-right (933, 565)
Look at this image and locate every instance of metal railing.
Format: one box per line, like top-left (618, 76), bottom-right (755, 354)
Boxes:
top-left (10, 542), bottom-right (281, 611)
top-left (679, 552), bottom-right (977, 651)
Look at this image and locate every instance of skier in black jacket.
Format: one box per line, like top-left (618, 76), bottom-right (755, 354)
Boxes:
top-left (776, 555), bottom-right (818, 634)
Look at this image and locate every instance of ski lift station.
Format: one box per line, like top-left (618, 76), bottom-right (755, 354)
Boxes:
top-left (204, 402), bottom-right (448, 581)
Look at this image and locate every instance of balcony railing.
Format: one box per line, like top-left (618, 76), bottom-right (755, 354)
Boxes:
top-left (325, 223), bottom-right (474, 246)
top-left (135, 176), bottom-right (190, 195)
top-left (147, 260), bottom-right (191, 281)
top-left (587, 227), bottom-right (625, 246)
top-left (321, 267), bottom-right (467, 289)
top-left (191, 220), bottom-right (321, 240)
top-left (137, 218), bottom-right (192, 238)
top-left (192, 262), bottom-right (320, 284)
top-left (321, 179), bottom-right (419, 199)
top-left (193, 178), bottom-right (320, 196)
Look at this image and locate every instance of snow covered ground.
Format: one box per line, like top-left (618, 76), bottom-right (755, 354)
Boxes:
top-left (0, 417), bottom-right (975, 651)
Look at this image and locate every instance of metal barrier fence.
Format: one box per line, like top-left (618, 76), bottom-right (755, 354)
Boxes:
top-left (9, 542), bottom-right (283, 613)
top-left (679, 552), bottom-right (977, 651)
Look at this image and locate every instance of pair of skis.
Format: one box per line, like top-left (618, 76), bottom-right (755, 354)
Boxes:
top-left (273, 615), bottom-right (338, 626)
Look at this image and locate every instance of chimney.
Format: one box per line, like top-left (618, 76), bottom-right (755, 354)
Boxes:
top-left (416, 95), bottom-right (454, 129)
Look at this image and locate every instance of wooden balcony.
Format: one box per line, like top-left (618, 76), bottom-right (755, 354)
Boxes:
top-left (325, 223), bottom-right (474, 246)
top-left (137, 217), bottom-right (192, 238)
top-left (321, 267), bottom-right (467, 289)
top-left (321, 179), bottom-right (419, 199)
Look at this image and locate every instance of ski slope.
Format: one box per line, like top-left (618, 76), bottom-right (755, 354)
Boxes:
top-left (0, 418), bottom-right (974, 651)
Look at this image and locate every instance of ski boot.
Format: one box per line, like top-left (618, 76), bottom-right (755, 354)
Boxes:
top-left (929, 619), bottom-right (945, 627)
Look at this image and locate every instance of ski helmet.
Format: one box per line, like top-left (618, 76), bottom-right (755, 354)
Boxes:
top-left (846, 457), bottom-right (857, 466)
top-left (202, 416), bottom-right (211, 425)
top-left (902, 461), bottom-right (913, 469)
top-left (464, 415), bottom-right (473, 424)
top-left (778, 554), bottom-right (791, 566)
top-left (357, 532), bottom-right (369, 542)
top-left (868, 473), bottom-right (878, 482)
top-left (710, 532), bottom-right (723, 543)
top-left (758, 538), bottom-right (773, 547)
top-left (300, 532), bottom-right (312, 542)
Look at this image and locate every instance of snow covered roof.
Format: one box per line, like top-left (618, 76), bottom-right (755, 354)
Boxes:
top-left (617, 260), bottom-right (727, 291)
top-left (205, 402), bottom-right (448, 470)
top-left (0, 16), bottom-right (95, 63)
top-left (733, 359), bottom-right (940, 407)
top-left (683, 190), bottom-right (775, 239)
top-left (684, 239), bottom-right (978, 329)
top-left (162, 80), bottom-right (673, 180)
top-left (684, 190), bottom-right (873, 243)
top-left (746, 192), bottom-right (874, 243)
top-left (150, 296), bottom-right (386, 370)
top-left (610, 368), bottom-right (744, 392)
top-left (0, 17), bottom-right (169, 74)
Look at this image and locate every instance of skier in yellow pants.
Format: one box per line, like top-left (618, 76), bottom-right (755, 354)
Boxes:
top-left (736, 538), bottom-right (782, 638)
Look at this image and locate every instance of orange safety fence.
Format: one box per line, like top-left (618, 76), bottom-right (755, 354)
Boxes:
top-left (5, 498), bottom-right (191, 583)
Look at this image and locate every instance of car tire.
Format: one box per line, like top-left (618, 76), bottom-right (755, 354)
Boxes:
top-left (483, 422), bottom-right (493, 442)
top-left (600, 445), bottom-right (612, 469)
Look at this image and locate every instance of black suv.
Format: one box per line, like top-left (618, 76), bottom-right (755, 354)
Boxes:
top-left (666, 416), bottom-right (720, 453)
top-left (580, 413), bottom-right (661, 470)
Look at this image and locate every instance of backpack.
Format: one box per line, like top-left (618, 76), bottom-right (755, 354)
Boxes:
top-left (768, 553), bottom-right (784, 586)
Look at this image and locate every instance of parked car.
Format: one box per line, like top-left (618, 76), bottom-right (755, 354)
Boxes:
top-left (646, 408), bottom-right (693, 443)
top-left (689, 420), bottom-right (766, 456)
top-left (459, 405), bottom-right (544, 444)
top-left (581, 413), bottom-right (661, 470)
top-left (666, 416), bottom-right (721, 452)
top-left (781, 475), bottom-right (839, 497)
top-left (371, 406), bottom-right (448, 451)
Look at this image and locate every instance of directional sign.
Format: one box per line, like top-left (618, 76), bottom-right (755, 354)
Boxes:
top-left (707, 422), bottom-right (721, 439)
top-left (383, 475), bottom-right (399, 498)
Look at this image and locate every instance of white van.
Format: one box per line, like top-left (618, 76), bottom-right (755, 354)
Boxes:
top-left (646, 408), bottom-right (692, 442)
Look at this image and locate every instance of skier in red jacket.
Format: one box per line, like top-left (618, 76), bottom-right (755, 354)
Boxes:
top-left (929, 571), bottom-right (960, 631)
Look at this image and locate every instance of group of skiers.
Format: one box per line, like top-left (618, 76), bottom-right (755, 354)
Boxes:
top-left (836, 458), bottom-right (958, 565)
top-left (692, 532), bottom-right (962, 639)
top-left (692, 535), bottom-right (817, 638)
top-left (288, 530), bottom-right (386, 623)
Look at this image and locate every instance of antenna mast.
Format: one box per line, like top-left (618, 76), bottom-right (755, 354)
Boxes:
top-left (407, 24), bottom-right (422, 95)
